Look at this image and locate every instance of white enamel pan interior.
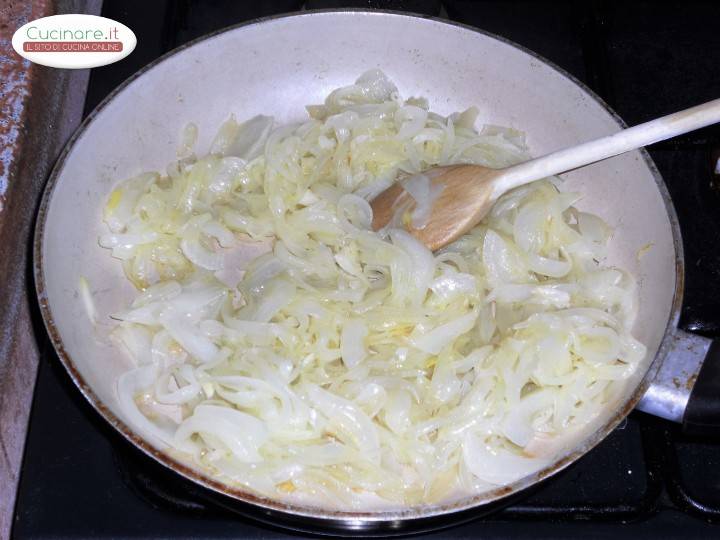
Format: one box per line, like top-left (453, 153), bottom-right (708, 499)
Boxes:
top-left (35, 10), bottom-right (681, 525)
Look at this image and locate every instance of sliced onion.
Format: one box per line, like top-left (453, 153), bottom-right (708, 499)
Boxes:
top-left (389, 229), bottom-right (435, 307)
top-left (483, 229), bottom-right (529, 284)
top-left (160, 310), bottom-right (219, 363)
top-left (462, 432), bottom-right (546, 485)
top-left (117, 365), bottom-right (175, 446)
top-left (431, 271), bottom-right (477, 300)
top-left (383, 389), bottom-right (412, 434)
top-left (396, 105), bottom-right (428, 139)
top-left (527, 253), bottom-right (571, 278)
top-left (410, 310), bottom-right (478, 354)
top-left (400, 172), bottom-right (445, 230)
top-left (212, 115), bottom-right (274, 161)
top-left (175, 404), bottom-right (268, 462)
top-left (502, 389), bottom-right (554, 447)
top-left (341, 319), bottom-right (368, 368)
top-left (305, 384), bottom-right (380, 461)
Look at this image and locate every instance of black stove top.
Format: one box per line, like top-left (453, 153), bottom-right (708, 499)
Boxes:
top-left (13, 1), bottom-right (720, 538)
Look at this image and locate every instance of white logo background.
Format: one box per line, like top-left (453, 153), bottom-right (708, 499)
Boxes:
top-left (12, 14), bottom-right (136, 69)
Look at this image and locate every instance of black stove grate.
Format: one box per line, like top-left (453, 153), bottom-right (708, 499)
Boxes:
top-left (13, 1), bottom-right (720, 538)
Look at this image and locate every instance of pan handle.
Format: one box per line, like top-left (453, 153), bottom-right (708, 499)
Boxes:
top-left (637, 328), bottom-right (720, 435)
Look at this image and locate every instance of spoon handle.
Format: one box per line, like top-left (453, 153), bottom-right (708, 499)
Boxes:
top-left (491, 98), bottom-right (720, 197)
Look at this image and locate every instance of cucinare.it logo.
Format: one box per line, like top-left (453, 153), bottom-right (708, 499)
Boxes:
top-left (12, 14), bottom-right (136, 69)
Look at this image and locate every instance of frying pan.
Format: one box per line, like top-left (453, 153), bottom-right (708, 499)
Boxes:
top-left (33, 10), bottom-right (720, 535)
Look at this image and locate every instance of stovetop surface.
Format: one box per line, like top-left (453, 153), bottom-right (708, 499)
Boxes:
top-left (13, 1), bottom-right (720, 538)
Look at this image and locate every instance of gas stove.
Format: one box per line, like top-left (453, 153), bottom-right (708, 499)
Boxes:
top-left (13, 1), bottom-right (720, 538)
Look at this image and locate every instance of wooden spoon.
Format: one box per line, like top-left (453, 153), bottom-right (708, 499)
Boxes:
top-left (371, 98), bottom-right (720, 251)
